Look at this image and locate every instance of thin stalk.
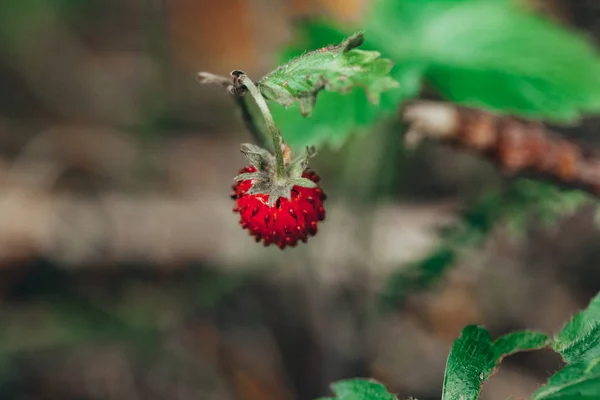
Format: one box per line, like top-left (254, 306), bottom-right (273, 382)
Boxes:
top-left (196, 72), bottom-right (266, 146)
top-left (233, 95), bottom-right (268, 147)
top-left (240, 76), bottom-right (286, 178)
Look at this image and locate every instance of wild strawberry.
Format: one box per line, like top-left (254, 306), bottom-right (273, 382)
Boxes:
top-left (231, 144), bottom-right (326, 249)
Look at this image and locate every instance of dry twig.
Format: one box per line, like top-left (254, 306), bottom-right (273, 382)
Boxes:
top-left (402, 100), bottom-right (600, 197)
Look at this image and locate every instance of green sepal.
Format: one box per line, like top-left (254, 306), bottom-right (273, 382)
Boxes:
top-left (240, 143), bottom-right (275, 171)
top-left (235, 144), bottom-right (319, 207)
top-left (288, 146), bottom-right (317, 178)
top-left (233, 172), bottom-right (265, 183)
top-left (288, 177), bottom-right (317, 189)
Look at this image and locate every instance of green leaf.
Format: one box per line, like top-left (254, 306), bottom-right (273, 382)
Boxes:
top-left (366, 0), bottom-right (600, 121)
top-left (532, 292), bottom-right (600, 399)
top-left (274, 0), bottom-right (600, 148)
top-left (318, 379), bottom-right (397, 400)
top-left (259, 33), bottom-right (399, 117)
top-left (553, 292), bottom-right (600, 364)
top-left (270, 22), bottom-right (422, 149)
top-left (442, 326), bottom-right (549, 400)
top-left (271, 62), bottom-right (421, 149)
top-left (531, 361), bottom-right (600, 400)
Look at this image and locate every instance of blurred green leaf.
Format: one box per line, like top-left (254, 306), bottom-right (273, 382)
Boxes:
top-left (318, 379), bottom-right (397, 400)
top-left (260, 33), bottom-right (398, 117)
top-left (442, 326), bottom-right (549, 400)
top-left (367, 0), bottom-right (600, 121)
top-left (380, 246), bottom-right (457, 309)
top-left (381, 179), bottom-right (590, 310)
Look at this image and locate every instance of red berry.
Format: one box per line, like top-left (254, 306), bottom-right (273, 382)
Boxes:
top-left (231, 166), bottom-right (326, 249)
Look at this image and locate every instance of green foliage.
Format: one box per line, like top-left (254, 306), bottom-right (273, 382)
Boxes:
top-left (269, 25), bottom-right (420, 149)
top-left (553, 293), bottom-right (600, 364)
top-left (380, 180), bottom-right (591, 309)
top-left (319, 379), bottom-right (397, 400)
top-left (444, 292), bottom-right (600, 400)
top-left (325, 292), bottom-right (600, 400)
top-left (259, 33), bottom-right (398, 117)
top-left (442, 327), bottom-right (549, 400)
top-left (273, 0), bottom-right (600, 148)
top-left (367, 0), bottom-right (600, 121)
top-left (532, 293), bottom-right (600, 400)
top-left (531, 362), bottom-right (600, 400)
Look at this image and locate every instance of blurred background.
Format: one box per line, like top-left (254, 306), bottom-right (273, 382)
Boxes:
top-left (1, 0), bottom-right (600, 399)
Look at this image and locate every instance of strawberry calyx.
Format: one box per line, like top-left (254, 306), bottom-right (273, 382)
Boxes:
top-left (234, 143), bottom-right (318, 207)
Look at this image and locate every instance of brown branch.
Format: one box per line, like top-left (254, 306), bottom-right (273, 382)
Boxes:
top-left (401, 100), bottom-right (600, 197)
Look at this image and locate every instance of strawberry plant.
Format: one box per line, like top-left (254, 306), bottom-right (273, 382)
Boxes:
top-left (197, 0), bottom-right (600, 398)
top-left (321, 292), bottom-right (600, 399)
top-left (198, 33), bottom-right (398, 248)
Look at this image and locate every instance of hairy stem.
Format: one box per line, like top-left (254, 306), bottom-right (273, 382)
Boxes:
top-left (240, 76), bottom-right (285, 178)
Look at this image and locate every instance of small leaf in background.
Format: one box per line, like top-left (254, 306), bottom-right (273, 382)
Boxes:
top-left (365, 0), bottom-right (600, 121)
top-left (259, 33), bottom-right (399, 117)
top-left (318, 379), bottom-right (397, 400)
top-left (442, 326), bottom-right (549, 400)
top-left (380, 179), bottom-right (589, 310)
top-left (532, 292), bottom-right (600, 399)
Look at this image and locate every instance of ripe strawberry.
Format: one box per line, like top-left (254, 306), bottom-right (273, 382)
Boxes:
top-left (230, 144), bottom-right (326, 249)
top-left (232, 166), bottom-right (326, 248)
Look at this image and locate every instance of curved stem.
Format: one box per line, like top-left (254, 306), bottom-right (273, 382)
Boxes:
top-left (240, 76), bottom-right (285, 178)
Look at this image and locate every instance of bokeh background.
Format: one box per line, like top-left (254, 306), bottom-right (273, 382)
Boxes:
top-left (1, 0), bottom-right (600, 399)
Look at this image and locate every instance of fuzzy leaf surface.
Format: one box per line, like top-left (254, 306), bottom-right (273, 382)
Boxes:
top-left (270, 24), bottom-right (419, 148)
top-left (531, 362), bottom-right (600, 400)
top-left (553, 292), bottom-right (600, 363)
top-left (532, 292), bottom-right (600, 399)
top-left (259, 33), bottom-right (399, 117)
top-left (442, 326), bottom-right (549, 400)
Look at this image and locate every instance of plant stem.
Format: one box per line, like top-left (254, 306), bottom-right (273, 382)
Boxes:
top-left (240, 76), bottom-right (285, 178)
top-left (196, 72), bottom-right (267, 147)
top-left (233, 96), bottom-right (268, 148)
